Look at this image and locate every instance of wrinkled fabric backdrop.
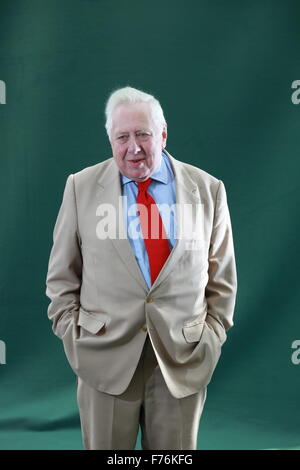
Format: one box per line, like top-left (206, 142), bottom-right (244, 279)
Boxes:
top-left (0, 0), bottom-right (300, 450)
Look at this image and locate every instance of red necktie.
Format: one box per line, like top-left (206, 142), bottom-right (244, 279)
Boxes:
top-left (137, 178), bottom-right (171, 285)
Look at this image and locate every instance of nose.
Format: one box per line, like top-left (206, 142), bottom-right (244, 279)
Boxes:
top-left (128, 135), bottom-right (141, 154)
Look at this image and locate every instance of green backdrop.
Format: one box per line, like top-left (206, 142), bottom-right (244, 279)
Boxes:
top-left (1, 0), bottom-right (300, 450)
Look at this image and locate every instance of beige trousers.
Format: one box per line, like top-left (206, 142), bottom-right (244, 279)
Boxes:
top-left (76, 334), bottom-right (207, 450)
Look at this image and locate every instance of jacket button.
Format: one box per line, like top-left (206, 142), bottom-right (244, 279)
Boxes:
top-left (146, 296), bottom-right (153, 303)
top-left (141, 326), bottom-right (147, 332)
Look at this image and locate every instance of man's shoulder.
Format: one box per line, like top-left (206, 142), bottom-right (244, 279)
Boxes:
top-left (70, 157), bottom-right (114, 190)
top-left (166, 151), bottom-right (223, 202)
top-left (73, 157), bottom-right (113, 179)
top-left (179, 159), bottom-right (220, 185)
top-left (167, 151), bottom-right (221, 189)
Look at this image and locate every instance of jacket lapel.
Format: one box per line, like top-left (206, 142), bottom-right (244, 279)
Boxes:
top-left (96, 159), bottom-right (148, 291)
top-left (149, 150), bottom-right (202, 290)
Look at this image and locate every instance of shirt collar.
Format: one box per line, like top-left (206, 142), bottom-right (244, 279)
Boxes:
top-left (121, 151), bottom-right (169, 186)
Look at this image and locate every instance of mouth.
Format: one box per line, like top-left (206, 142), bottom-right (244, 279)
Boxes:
top-left (128, 158), bottom-right (145, 166)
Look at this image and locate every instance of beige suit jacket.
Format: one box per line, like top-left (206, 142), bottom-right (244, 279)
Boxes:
top-left (46, 150), bottom-right (237, 398)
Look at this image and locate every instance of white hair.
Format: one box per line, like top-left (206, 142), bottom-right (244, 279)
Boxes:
top-left (105, 86), bottom-right (166, 139)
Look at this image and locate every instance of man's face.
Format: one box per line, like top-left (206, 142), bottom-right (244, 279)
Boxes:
top-left (110, 102), bottom-right (167, 182)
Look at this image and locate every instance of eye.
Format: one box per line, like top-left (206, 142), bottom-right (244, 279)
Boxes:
top-left (117, 135), bottom-right (127, 141)
top-left (136, 132), bottom-right (150, 138)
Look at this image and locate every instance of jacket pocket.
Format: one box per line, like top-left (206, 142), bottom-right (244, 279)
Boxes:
top-left (77, 307), bottom-right (107, 335)
top-left (182, 320), bottom-right (205, 343)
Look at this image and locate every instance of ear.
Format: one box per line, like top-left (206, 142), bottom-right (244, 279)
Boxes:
top-left (162, 123), bottom-right (167, 148)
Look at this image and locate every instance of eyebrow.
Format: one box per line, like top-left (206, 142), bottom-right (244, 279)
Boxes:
top-left (116, 129), bottom-right (152, 136)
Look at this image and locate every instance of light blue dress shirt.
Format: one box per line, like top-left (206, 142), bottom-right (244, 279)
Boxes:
top-left (121, 151), bottom-right (177, 289)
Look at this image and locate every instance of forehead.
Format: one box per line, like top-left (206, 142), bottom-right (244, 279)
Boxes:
top-left (111, 102), bottom-right (154, 134)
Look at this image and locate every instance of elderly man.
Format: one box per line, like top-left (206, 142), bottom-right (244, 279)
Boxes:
top-left (46, 86), bottom-right (237, 450)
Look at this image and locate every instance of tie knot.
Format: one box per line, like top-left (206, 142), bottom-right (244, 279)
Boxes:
top-left (137, 178), bottom-right (152, 195)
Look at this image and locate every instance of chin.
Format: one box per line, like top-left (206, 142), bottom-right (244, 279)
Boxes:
top-left (128, 170), bottom-right (149, 181)
top-left (132, 173), bottom-right (148, 181)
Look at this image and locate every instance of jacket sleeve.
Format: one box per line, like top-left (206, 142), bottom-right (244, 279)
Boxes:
top-left (45, 174), bottom-right (82, 340)
top-left (205, 180), bottom-right (237, 343)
